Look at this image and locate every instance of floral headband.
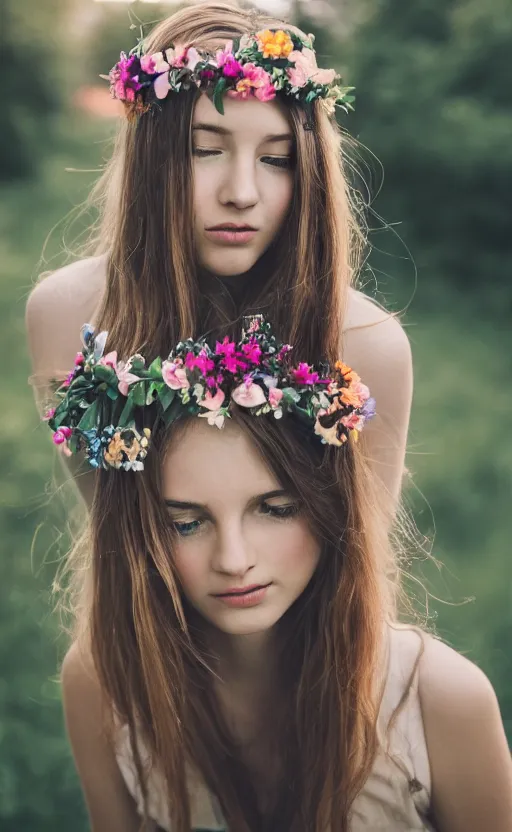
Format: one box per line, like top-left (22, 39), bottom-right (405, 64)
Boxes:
top-left (103, 29), bottom-right (354, 119)
top-left (44, 317), bottom-right (375, 472)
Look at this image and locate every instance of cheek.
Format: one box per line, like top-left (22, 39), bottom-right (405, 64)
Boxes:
top-left (173, 544), bottom-right (208, 596)
top-left (267, 175), bottom-right (294, 225)
top-left (193, 166), bottom-right (214, 227)
top-left (268, 521), bottom-right (320, 578)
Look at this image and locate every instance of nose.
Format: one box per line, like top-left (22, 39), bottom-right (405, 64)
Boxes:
top-left (211, 519), bottom-right (255, 578)
top-left (218, 153), bottom-right (259, 211)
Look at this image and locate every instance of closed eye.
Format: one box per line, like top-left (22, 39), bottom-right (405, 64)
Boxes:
top-left (261, 155), bottom-right (293, 170)
top-left (193, 147), bottom-right (222, 157)
top-left (259, 501), bottom-right (299, 519)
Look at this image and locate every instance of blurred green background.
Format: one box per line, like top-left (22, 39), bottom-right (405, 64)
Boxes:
top-left (1, 0), bottom-right (510, 827)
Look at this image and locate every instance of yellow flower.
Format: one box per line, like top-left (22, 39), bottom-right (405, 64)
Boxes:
top-left (257, 29), bottom-right (294, 60)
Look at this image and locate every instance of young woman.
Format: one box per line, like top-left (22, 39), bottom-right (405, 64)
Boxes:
top-left (26, 3), bottom-right (412, 514)
top-left (52, 319), bottom-right (511, 831)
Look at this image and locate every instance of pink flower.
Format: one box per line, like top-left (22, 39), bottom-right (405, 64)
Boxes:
top-left (154, 72), bottom-right (171, 100)
top-left (341, 411), bottom-right (365, 431)
top-left (287, 65), bottom-right (308, 89)
top-left (241, 339), bottom-right (262, 365)
top-left (140, 55), bottom-right (156, 75)
top-left (184, 47), bottom-right (201, 72)
top-left (228, 78), bottom-right (253, 100)
top-left (243, 63), bottom-right (269, 87)
top-left (292, 363), bottom-right (320, 386)
top-left (110, 53), bottom-right (142, 101)
top-left (199, 389), bottom-right (226, 410)
top-left (43, 406), bottom-right (55, 421)
top-left (62, 370), bottom-right (75, 388)
top-left (215, 42), bottom-right (235, 67)
top-left (220, 54), bottom-right (243, 78)
top-left (185, 351), bottom-right (215, 374)
top-left (288, 48), bottom-right (337, 88)
top-left (166, 44), bottom-right (188, 67)
top-left (313, 68), bottom-right (337, 85)
top-left (141, 52), bottom-right (170, 76)
top-left (231, 381), bottom-right (267, 408)
top-left (162, 360), bottom-right (190, 390)
top-left (99, 350), bottom-right (117, 369)
top-left (116, 358), bottom-right (140, 396)
top-left (74, 352), bottom-right (84, 366)
top-left (268, 387), bottom-right (283, 408)
top-left (351, 381), bottom-right (370, 404)
top-left (254, 83), bottom-right (276, 102)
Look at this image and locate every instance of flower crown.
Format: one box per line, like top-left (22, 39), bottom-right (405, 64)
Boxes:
top-left (45, 317), bottom-right (375, 472)
top-left (103, 29), bottom-right (354, 119)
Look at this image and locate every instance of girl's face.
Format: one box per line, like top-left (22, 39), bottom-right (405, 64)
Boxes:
top-left (192, 94), bottom-right (295, 277)
top-left (162, 419), bottom-right (320, 636)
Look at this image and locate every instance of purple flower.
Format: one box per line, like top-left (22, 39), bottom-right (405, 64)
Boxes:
top-left (361, 397), bottom-right (377, 419)
top-left (109, 53), bottom-right (142, 102)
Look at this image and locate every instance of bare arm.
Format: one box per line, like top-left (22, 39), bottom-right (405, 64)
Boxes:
top-left (343, 291), bottom-right (413, 512)
top-left (61, 642), bottom-right (142, 832)
top-left (420, 636), bottom-right (512, 831)
top-left (25, 257), bottom-right (106, 507)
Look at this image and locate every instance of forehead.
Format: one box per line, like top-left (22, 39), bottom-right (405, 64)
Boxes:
top-left (192, 93), bottom-right (292, 142)
top-left (162, 419), bottom-right (280, 505)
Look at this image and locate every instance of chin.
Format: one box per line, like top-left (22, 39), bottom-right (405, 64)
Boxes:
top-left (201, 249), bottom-right (260, 278)
top-left (206, 606), bottom-right (286, 636)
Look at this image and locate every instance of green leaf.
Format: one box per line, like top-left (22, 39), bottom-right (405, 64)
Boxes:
top-left (162, 396), bottom-right (183, 426)
top-left (77, 399), bottom-right (99, 431)
top-left (118, 398), bottom-right (135, 428)
top-left (130, 357), bottom-right (145, 372)
top-left (93, 364), bottom-right (116, 384)
top-left (148, 356), bottom-right (162, 379)
top-left (213, 78), bottom-right (227, 115)
top-left (132, 381), bottom-right (147, 407)
top-left (158, 386), bottom-right (176, 412)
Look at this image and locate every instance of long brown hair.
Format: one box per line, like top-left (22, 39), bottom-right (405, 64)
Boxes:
top-left (78, 409), bottom-right (397, 832)
top-left (89, 2), bottom-right (364, 366)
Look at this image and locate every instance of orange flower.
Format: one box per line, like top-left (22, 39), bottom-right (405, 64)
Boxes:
top-left (104, 432), bottom-right (125, 468)
top-left (335, 360), bottom-right (360, 385)
top-left (339, 387), bottom-right (363, 408)
top-left (257, 29), bottom-right (294, 60)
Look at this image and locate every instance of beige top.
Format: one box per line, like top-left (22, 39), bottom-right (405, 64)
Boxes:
top-left (115, 626), bottom-right (435, 830)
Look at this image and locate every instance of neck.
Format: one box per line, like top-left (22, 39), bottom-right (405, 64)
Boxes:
top-left (210, 628), bottom-right (277, 687)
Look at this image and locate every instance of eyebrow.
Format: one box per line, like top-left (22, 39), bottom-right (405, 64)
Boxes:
top-left (192, 123), bottom-right (293, 143)
top-left (164, 489), bottom-right (290, 511)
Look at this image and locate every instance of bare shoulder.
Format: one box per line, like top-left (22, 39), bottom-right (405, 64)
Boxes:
top-left (61, 639), bottom-right (102, 706)
top-left (343, 290), bottom-right (413, 505)
top-left (418, 635), bottom-right (498, 719)
top-left (344, 288), bottom-right (411, 353)
top-left (26, 254), bottom-right (107, 387)
top-left (61, 641), bottom-right (141, 831)
top-left (419, 635), bottom-right (512, 831)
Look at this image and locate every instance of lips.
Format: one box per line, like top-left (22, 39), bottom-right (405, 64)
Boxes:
top-left (206, 223), bottom-right (258, 232)
top-left (212, 583), bottom-right (272, 609)
top-left (204, 223), bottom-right (258, 245)
top-left (214, 583), bottom-right (270, 597)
